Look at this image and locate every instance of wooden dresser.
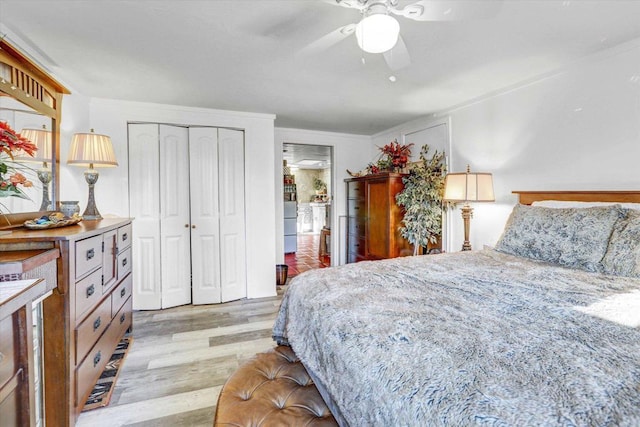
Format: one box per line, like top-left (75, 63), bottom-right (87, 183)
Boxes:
top-left (0, 218), bottom-right (133, 426)
top-left (345, 173), bottom-right (411, 263)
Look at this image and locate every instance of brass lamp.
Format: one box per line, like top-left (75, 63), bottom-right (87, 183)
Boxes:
top-left (17, 125), bottom-right (53, 211)
top-left (67, 129), bottom-right (118, 220)
top-left (443, 165), bottom-right (495, 251)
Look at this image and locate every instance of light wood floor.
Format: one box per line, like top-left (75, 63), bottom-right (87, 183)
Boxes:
top-left (76, 288), bottom-right (285, 427)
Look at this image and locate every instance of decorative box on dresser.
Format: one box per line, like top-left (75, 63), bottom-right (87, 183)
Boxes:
top-left (0, 218), bottom-right (133, 426)
top-left (345, 172), bottom-right (412, 263)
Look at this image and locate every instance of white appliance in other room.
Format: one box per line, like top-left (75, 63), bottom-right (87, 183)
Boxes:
top-left (284, 201), bottom-right (298, 253)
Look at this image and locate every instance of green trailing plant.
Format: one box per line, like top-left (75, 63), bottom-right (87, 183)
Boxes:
top-left (395, 144), bottom-right (447, 256)
top-left (313, 177), bottom-right (327, 193)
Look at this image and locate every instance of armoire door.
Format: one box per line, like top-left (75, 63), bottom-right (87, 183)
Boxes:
top-left (366, 178), bottom-right (390, 260)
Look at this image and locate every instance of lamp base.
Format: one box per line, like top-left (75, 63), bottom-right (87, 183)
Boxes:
top-left (461, 204), bottom-right (474, 251)
top-left (37, 168), bottom-right (52, 211)
top-left (83, 168), bottom-right (102, 221)
top-left (82, 212), bottom-right (103, 221)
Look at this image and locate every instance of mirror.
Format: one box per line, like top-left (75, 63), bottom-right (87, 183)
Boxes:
top-left (0, 96), bottom-right (53, 215)
top-left (0, 38), bottom-right (68, 228)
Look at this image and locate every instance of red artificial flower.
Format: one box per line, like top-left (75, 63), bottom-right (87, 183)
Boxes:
top-left (379, 139), bottom-right (413, 168)
top-left (10, 172), bottom-right (27, 185)
top-left (0, 121), bottom-right (38, 158)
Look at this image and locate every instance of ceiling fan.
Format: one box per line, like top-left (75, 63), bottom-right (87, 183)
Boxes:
top-left (304, 0), bottom-right (502, 71)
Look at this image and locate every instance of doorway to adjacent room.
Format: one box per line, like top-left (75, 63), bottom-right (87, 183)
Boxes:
top-left (282, 143), bottom-right (333, 277)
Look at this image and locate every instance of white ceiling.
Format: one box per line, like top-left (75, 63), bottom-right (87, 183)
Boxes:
top-left (2, 0), bottom-right (640, 135)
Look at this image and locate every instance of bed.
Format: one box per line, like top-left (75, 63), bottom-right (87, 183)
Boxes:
top-left (272, 191), bottom-right (640, 426)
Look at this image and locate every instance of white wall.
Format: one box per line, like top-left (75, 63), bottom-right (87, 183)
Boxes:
top-left (438, 38), bottom-right (640, 251)
top-left (78, 98), bottom-right (277, 299)
top-left (59, 92), bottom-right (91, 204)
top-left (274, 128), bottom-right (372, 265)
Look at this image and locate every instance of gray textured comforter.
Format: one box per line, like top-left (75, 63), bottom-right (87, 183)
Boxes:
top-left (272, 250), bottom-right (640, 426)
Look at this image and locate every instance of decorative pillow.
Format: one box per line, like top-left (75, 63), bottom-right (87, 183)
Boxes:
top-left (495, 204), bottom-right (622, 272)
top-left (601, 209), bottom-right (640, 277)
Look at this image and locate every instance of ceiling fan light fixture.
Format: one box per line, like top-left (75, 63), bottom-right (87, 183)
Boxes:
top-left (355, 13), bottom-right (400, 54)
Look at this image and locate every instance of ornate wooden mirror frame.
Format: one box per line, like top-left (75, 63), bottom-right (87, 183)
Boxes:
top-left (0, 38), bottom-right (70, 227)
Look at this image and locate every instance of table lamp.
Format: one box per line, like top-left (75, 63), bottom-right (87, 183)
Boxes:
top-left (443, 165), bottom-right (494, 251)
top-left (67, 129), bottom-right (118, 220)
top-left (16, 125), bottom-right (53, 211)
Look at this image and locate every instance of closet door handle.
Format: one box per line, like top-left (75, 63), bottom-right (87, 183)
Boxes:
top-left (185, 224), bottom-right (189, 228)
top-left (192, 225), bottom-right (196, 229)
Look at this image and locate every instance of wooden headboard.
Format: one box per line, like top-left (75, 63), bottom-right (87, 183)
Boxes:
top-left (513, 191), bottom-right (640, 205)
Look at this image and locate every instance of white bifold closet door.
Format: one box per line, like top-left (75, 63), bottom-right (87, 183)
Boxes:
top-left (128, 123), bottom-right (246, 310)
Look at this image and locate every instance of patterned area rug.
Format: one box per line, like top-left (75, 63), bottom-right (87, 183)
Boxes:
top-left (82, 336), bottom-right (133, 411)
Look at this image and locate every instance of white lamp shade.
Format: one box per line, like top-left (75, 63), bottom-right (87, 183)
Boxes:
top-left (355, 14), bottom-right (400, 54)
top-left (443, 170), bottom-right (495, 202)
top-left (67, 131), bottom-right (118, 167)
top-left (16, 126), bottom-right (52, 162)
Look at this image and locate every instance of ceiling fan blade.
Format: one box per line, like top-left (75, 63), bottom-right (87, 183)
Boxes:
top-left (298, 23), bottom-right (356, 57)
top-left (397, 0), bottom-right (503, 21)
top-left (330, 0), bottom-right (366, 10)
top-left (383, 35), bottom-right (411, 71)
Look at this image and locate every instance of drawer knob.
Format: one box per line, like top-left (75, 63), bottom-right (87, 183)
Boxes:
top-left (86, 284), bottom-right (95, 298)
top-left (86, 248), bottom-right (95, 260)
top-left (93, 351), bottom-right (101, 367)
top-left (122, 232), bottom-right (128, 241)
top-left (121, 287), bottom-right (126, 298)
top-left (120, 313), bottom-right (126, 324)
top-left (93, 316), bottom-right (101, 331)
top-left (122, 258), bottom-right (128, 267)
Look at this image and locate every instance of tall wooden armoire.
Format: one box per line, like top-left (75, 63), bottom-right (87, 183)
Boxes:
top-left (345, 172), bottom-right (412, 263)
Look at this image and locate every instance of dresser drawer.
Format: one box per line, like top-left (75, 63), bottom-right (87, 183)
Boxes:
top-left (75, 235), bottom-right (103, 279)
top-left (0, 315), bottom-right (16, 387)
top-left (347, 235), bottom-right (365, 257)
top-left (117, 224), bottom-right (133, 252)
top-left (75, 314), bottom-right (123, 407)
top-left (76, 297), bottom-right (111, 362)
top-left (347, 181), bottom-right (364, 199)
top-left (347, 217), bottom-right (365, 237)
top-left (347, 200), bottom-right (365, 217)
top-left (117, 247), bottom-right (132, 282)
top-left (112, 274), bottom-right (132, 318)
top-left (113, 297), bottom-right (132, 338)
top-left (75, 269), bottom-right (103, 324)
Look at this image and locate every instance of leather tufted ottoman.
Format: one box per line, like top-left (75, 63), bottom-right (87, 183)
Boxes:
top-left (214, 345), bottom-right (338, 426)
